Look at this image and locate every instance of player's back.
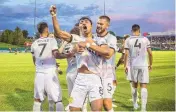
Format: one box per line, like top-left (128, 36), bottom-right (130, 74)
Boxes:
top-left (126, 36), bottom-right (150, 68)
top-left (31, 37), bottom-right (57, 71)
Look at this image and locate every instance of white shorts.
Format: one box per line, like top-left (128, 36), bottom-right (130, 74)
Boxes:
top-left (130, 67), bottom-right (149, 83)
top-left (102, 78), bottom-right (113, 99)
top-left (126, 66), bottom-right (132, 81)
top-left (69, 73), bottom-right (103, 108)
top-left (34, 68), bottom-right (62, 102)
top-left (66, 71), bottom-right (77, 96)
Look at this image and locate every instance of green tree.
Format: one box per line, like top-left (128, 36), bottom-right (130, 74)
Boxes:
top-left (13, 27), bottom-right (24, 45)
top-left (8, 32), bottom-right (14, 44)
top-left (1, 30), bottom-right (12, 43)
top-left (22, 30), bottom-right (29, 38)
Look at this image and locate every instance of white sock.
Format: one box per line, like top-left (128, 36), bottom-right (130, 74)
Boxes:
top-left (141, 88), bottom-right (148, 111)
top-left (49, 100), bottom-right (55, 111)
top-left (132, 88), bottom-right (137, 105)
top-left (33, 101), bottom-right (42, 111)
top-left (56, 101), bottom-right (64, 111)
top-left (108, 108), bottom-right (114, 112)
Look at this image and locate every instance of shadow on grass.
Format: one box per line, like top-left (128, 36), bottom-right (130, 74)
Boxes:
top-left (5, 88), bottom-right (33, 111)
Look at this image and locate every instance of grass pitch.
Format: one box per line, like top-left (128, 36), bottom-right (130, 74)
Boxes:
top-left (0, 51), bottom-right (175, 111)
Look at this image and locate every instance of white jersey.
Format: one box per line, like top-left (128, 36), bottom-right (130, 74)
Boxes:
top-left (96, 33), bottom-right (117, 78)
top-left (124, 36), bottom-right (151, 68)
top-left (65, 43), bottom-right (77, 73)
top-left (31, 37), bottom-right (58, 72)
top-left (71, 34), bottom-right (105, 76)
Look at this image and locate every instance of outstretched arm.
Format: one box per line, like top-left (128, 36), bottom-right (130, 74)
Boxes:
top-left (50, 5), bottom-right (72, 42)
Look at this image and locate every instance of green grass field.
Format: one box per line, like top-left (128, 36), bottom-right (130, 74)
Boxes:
top-left (0, 51), bottom-right (175, 111)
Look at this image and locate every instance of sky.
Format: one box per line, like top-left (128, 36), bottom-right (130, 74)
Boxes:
top-left (0, 0), bottom-right (175, 36)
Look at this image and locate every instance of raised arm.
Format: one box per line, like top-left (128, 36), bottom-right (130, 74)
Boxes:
top-left (50, 5), bottom-right (72, 42)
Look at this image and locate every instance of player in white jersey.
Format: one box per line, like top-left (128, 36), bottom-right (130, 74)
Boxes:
top-left (116, 34), bottom-right (140, 104)
top-left (95, 15), bottom-right (117, 112)
top-left (124, 24), bottom-right (153, 111)
top-left (50, 5), bottom-right (115, 111)
top-left (31, 22), bottom-right (72, 111)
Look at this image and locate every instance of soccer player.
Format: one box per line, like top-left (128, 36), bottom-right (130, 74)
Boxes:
top-left (116, 34), bottom-right (140, 103)
top-left (50, 5), bottom-right (112, 111)
top-left (124, 24), bottom-right (153, 111)
top-left (95, 15), bottom-right (117, 111)
top-left (31, 22), bottom-right (71, 111)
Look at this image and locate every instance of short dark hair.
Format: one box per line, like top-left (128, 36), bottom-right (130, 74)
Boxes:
top-left (37, 22), bottom-right (48, 34)
top-left (79, 16), bottom-right (93, 25)
top-left (132, 24), bottom-right (140, 32)
top-left (70, 26), bottom-right (80, 36)
top-left (99, 15), bottom-right (111, 23)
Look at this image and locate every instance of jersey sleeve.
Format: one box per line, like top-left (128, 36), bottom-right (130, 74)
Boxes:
top-left (107, 35), bottom-right (117, 51)
top-left (31, 42), bottom-right (35, 54)
top-left (50, 38), bottom-right (59, 50)
top-left (70, 34), bottom-right (82, 44)
top-left (124, 38), bottom-right (129, 49)
top-left (146, 38), bottom-right (151, 48)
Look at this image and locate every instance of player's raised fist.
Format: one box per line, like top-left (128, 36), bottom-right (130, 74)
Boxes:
top-left (50, 5), bottom-right (57, 16)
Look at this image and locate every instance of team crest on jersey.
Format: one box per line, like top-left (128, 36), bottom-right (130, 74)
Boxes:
top-left (69, 97), bottom-right (74, 103)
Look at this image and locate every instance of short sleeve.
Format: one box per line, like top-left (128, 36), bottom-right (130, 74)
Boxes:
top-left (50, 38), bottom-right (58, 50)
top-left (124, 38), bottom-right (129, 49)
top-left (107, 35), bottom-right (117, 51)
top-left (31, 42), bottom-right (35, 53)
top-left (70, 34), bottom-right (83, 44)
top-left (146, 38), bottom-right (151, 48)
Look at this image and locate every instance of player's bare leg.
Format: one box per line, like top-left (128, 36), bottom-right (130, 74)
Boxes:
top-left (90, 98), bottom-right (103, 111)
top-left (112, 80), bottom-right (117, 108)
top-left (140, 83), bottom-right (148, 111)
top-left (132, 82), bottom-right (139, 110)
top-left (129, 81), bottom-right (140, 103)
top-left (103, 98), bottom-right (113, 111)
top-left (33, 99), bottom-right (42, 111)
top-left (69, 106), bottom-right (81, 111)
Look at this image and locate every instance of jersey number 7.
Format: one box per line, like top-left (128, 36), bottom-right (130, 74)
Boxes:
top-left (38, 43), bottom-right (47, 57)
top-left (134, 39), bottom-right (141, 48)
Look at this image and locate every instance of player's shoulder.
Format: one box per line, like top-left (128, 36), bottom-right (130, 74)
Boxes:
top-left (106, 33), bottom-right (117, 41)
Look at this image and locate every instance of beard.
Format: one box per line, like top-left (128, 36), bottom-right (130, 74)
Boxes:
top-left (96, 27), bottom-right (106, 35)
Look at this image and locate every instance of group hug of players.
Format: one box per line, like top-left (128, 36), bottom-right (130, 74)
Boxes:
top-left (31, 5), bottom-right (153, 112)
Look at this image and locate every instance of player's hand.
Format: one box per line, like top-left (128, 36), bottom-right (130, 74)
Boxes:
top-left (50, 5), bottom-right (57, 16)
top-left (125, 66), bottom-right (128, 73)
top-left (85, 38), bottom-right (94, 44)
top-left (148, 65), bottom-right (152, 71)
top-left (78, 42), bottom-right (86, 48)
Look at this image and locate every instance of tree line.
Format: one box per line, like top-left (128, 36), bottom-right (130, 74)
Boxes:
top-left (0, 27), bottom-right (32, 46)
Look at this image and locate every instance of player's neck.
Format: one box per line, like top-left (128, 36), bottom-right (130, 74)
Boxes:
top-left (98, 31), bottom-right (108, 37)
top-left (132, 32), bottom-right (140, 36)
top-left (83, 33), bottom-right (92, 39)
top-left (40, 33), bottom-right (48, 38)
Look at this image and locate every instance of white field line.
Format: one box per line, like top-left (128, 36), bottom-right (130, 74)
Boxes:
top-left (0, 75), bottom-right (174, 97)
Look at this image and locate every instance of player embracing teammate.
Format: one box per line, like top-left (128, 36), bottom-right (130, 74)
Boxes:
top-left (31, 5), bottom-right (152, 112)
